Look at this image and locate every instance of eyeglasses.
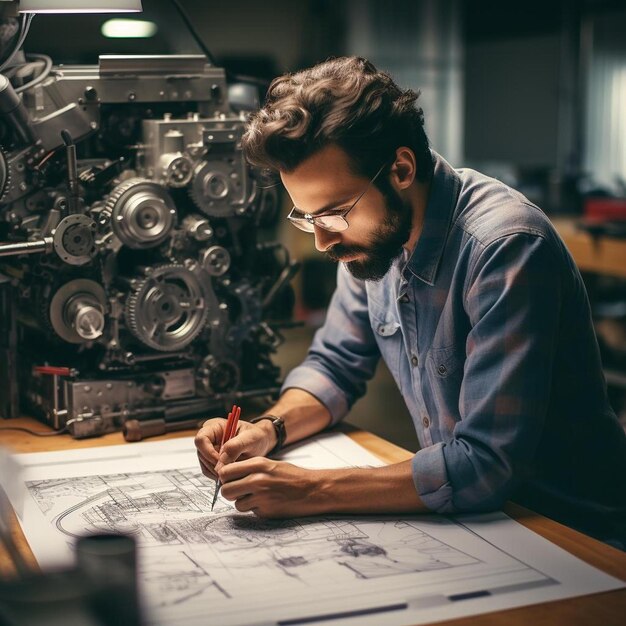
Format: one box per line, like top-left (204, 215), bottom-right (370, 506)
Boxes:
top-left (286, 163), bottom-right (387, 233)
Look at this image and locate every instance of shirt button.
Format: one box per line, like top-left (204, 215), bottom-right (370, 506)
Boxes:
top-left (411, 355), bottom-right (418, 367)
top-left (437, 364), bottom-right (447, 375)
top-left (422, 415), bottom-right (430, 428)
top-left (399, 293), bottom-right (410, 303)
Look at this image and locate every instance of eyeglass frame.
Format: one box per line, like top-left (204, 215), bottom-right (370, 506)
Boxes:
top-left (286, 162), bottom-right (388, 233)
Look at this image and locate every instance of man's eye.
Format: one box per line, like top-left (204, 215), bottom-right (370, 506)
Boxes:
top-left (324, 207), bottom-right (349, 216)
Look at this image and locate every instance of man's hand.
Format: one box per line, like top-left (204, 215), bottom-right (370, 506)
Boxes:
top-left (218, 457), bottom-right (429, 518)
top-left (218, 458), bottom-right (326, 518)
top-left (194, 418), bottom-right (277, 479)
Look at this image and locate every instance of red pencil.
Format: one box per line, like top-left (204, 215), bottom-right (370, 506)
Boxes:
top-left (211, 404), bottom-right (241, 511)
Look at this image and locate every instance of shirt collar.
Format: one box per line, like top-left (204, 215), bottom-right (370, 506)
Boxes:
top-left (402, 150), bottom-right (461, 286)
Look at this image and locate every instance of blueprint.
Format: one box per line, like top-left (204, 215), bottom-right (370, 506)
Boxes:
top-left (4, 433), bottom-right (624, 626)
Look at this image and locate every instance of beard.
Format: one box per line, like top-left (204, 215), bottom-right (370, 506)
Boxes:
top-left (326, 185), bottom-right (413, 281)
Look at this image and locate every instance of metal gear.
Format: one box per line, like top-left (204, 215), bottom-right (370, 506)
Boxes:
top-left (124, 263), bottom-right (211, 352)
top-left (49, 279), bottom-right (107, 344)
top-left (201, 245), bottom-right (230, 276)
top-left (52, 214), bottom-right (97, 266)
top-left (164, 155), bottom-right (194, 188)
top-left (103, 177), bottom-right (177, 249)
top-left (0, 146), bottom-right (10, 202)
top-left (198, 355), bottom-right (240, 394)
top-left (189, 159), bottom-right (242, 218)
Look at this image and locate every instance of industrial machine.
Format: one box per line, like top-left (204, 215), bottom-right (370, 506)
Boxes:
top-left (0, 52), bottom-right (297, 438)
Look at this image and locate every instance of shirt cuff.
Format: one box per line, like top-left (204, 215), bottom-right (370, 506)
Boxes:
top-left (281, 365), bottom-right (349, 426)
top-left (412, 443), bottom-right (455, 513)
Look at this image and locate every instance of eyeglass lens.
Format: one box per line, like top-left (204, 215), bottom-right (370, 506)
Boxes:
top-left (289, 214), bottom-right (349, 233)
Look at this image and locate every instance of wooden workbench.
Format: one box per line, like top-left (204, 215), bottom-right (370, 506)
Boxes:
top-left (552, 217), bottom-right (626, 278)
top-left (1, 416), bottom-right (625, 625)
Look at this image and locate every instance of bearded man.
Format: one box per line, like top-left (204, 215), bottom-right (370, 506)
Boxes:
top-left (195, 56), bottom-right (626, 548)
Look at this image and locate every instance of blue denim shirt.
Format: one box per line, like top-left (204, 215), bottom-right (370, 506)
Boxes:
top-left (282, 151), bottom-right (626, 539)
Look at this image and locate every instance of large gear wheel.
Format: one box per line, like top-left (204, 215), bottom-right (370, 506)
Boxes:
top-left (124, 263), bottom-right (211, 352)
top-left (103, 178), bottom-right (176, 249)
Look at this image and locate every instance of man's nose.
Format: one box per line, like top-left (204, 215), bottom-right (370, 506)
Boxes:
top-left (313, 226), bottom-right (341, 252)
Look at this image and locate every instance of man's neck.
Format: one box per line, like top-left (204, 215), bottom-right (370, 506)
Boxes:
top-left (404, 179), bottom-right (431, 253)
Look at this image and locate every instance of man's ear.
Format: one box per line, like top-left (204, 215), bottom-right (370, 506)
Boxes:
top-left (391, 147), bottom-right (416, 190)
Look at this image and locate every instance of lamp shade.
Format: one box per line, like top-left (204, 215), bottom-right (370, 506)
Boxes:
top-left (19, 0), bottom-right (142, 12)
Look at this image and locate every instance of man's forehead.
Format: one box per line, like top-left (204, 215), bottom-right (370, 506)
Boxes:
top-left (279, 146), bottom-right (364, 209)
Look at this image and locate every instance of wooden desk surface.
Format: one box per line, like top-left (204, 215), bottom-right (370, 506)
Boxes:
top-left (552, 217), bottom-right (626, 279)
top-left (1, 416), bottom-right (625, 625)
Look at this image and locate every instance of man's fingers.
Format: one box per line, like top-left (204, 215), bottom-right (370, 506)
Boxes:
top-left (194, 419), bottom-right (227, 461)
top-left (218, 428), bottom-right (262, 465)
top-left (234, 495), bottom-right (257, 513)
top-left (221, 477), bottom-right (257, 502)
top-left (219, 457), bottom-right (272, 483)
top-left (217, 437), bottom-right (244, 466)
top-left (197, 452), bottom-right (217, 478)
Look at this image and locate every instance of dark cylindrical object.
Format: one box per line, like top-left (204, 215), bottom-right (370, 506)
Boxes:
top-left (0, 74), bottom-right (36, 145)
top-left (61, 129), bottom-right (80, 214)
top-left (123, 416), bottom-right (203, 442)
top-left (0, 237), bottom-right (52, 257)
top-left (75, 533), bottom-right (143, 626)
top-left (123, 418), bottom-right (167, 441)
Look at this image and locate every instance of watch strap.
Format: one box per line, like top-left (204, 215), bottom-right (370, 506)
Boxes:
top-left (250, 415), bottom-right (286, 454)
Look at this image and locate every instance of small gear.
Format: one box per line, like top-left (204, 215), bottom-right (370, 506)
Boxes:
top-left (103, 177), bottom-right (176, 249)
top-left (164, 155), bottom-right (194, 188)
top-left (201, 245), bottom-right (230, 276)
top-left (198, 355), bottom-right (240, 394)
top-left (189, 159), bottom-right (243, 218)
top-left (53, 214), bottom-right (97, 266)
top-left (124, 263), bottom-right (211, 352)
top-left (49, 279), bottom-right (107, 344)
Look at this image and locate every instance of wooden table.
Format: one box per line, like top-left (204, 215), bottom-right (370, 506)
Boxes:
top-left (1, 416), bottom-right (625, 625)
top-left (551, 217), bottom-right (626, 279)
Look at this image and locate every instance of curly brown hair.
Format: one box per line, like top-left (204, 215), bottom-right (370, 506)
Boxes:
top-left (242, 56), bottom-right (434, 184)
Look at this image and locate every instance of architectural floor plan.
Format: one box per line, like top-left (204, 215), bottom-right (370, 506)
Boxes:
top-left (5, 433), bottom-right (624, 626)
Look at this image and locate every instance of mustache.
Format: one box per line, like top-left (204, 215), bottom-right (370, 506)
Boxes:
top-left (326, 244), bottom-right (369, 262)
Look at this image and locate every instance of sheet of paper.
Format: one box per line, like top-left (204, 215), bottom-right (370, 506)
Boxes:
top-left (3, 432), bottom-right (623, 626)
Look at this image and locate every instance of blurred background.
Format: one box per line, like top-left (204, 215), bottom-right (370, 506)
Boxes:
top-left (21, 0), bottom-right (626, 448)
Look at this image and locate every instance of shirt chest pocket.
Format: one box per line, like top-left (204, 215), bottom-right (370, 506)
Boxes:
top-left (369, 308), bottom-right (404, 393)
top-left (427, 345), bottom-right (464, 379)
top-left (425, 345), bottom-right (465, 420)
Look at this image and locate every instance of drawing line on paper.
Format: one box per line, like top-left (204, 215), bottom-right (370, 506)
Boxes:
top-left (26, 465), bottom-right (493, 610)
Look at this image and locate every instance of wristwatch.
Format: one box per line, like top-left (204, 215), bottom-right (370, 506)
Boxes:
top-left (250, 415), bottom-right (286, 454)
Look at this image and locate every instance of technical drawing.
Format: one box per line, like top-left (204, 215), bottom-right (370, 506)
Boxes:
top-left (15, 435), bottom-right (621, 626)
top-left (26, 467), bottom-right (480, 608)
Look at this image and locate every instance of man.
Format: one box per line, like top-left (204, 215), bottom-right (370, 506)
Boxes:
top-left (195, 57), bottom-right (626, 546)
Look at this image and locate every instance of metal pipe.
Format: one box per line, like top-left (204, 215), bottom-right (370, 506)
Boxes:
top-left (0, 237), bottom-right (53, 257)
top-left (61, 129), bottom-right (80, 214)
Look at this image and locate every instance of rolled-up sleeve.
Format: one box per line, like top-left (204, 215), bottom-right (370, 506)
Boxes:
top-left (412, 233), bottom-right (562, 512)
top-left (281, 264), bottom-right (381, 425)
